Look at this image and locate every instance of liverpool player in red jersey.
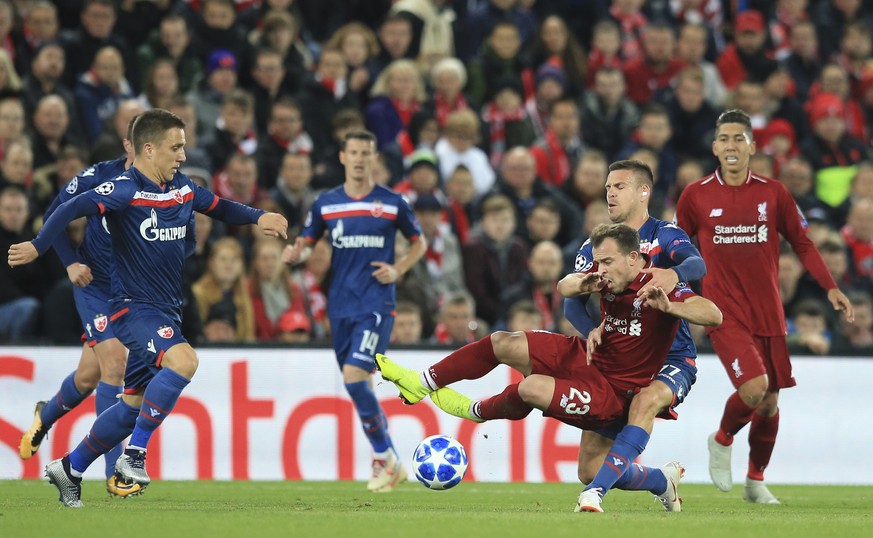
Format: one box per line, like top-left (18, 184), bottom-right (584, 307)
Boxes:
top-left (675, 110), bottom-right (855, 504)
top-left (376, 223), bottom-right (722, 512)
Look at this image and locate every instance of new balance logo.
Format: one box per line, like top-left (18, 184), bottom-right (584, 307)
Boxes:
top-left (149, 408), bottom-right (160, 418)
top-left (709, 208), bottom-right (723, 217)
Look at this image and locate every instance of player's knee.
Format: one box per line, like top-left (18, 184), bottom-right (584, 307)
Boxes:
top-left (74, 370), bottom-right (99, 393)
top-left (577, 464), bottom-right (597, 485)
top-left (738, 376), bottom-right (768, 407)
top-left (517, 375), bottom-right (552, 408)
top-left (163, 346), bottom-right (199, 378)
top-left (491, 331), bottom-right (528, 365)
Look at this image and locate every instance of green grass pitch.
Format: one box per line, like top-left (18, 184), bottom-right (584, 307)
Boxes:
top-left (1, 480), bottom-right (871, 538)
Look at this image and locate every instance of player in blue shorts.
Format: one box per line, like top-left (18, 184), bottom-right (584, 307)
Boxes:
top-left (557, 160), bottom-right (708, 512)
top-left (283, 130), bottom-right (426, 493)
top-left (9, 109), bottom-right (287, 507)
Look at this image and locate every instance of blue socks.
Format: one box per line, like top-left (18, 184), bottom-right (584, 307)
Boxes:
top-left (68, 400), bottom-right (140, 475)
top-left (128, 368), bottom-right (191, 450)
top-left (586, 425), bottom-right (667, 495)
top-left (345, 381), bottom-right (392, 454)
top-left (41, 371), bottom-right (91, 429)
top-left (96, 381), bottom-right (124, 478)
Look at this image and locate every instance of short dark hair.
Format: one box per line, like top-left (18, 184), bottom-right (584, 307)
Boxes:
top-left (331, 108), bottom-right (365, 132)
top-left (507, 299), bottom-right (540, 321)
top-left (590, 223), bottom-right (641, 255)
top-left (341, 130), bottom-right (376, 150)
top-left (792, 299), bottom-right (826, 320)
top-left (609, 159), bottom-right (654, 187)
top-left (715, 109), bottom-right (754, 140)
top-left (131, 109), bottom-right (186, 154)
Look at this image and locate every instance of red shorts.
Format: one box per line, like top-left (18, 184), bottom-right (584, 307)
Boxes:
top-left (524, 331), bottom-right (628, 430)
top-left (708, 324), bottom-right (796, 390)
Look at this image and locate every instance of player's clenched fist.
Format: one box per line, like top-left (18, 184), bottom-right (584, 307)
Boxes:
top-left (257, 212), bottom-right (288, 239)
top-left (8, 242), bottom-right (38, 267)
top-left (557, 271), bottom-right (607, 297)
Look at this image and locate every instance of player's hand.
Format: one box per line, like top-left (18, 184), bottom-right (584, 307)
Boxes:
top-left (258, 212), bottom-right (288, 239)
top-left (827, 288), bottom-right (855, 323)
top-left (585, 321), bottom-right (605, 364)
top-left (8, 242), bottom-right (38, 267)
top-left (637, 267), bottom-right (680, 296)
top-left (642, 286), bottom-right (672, 313)
top-left (66, 263), bottom-right (93, 287)
top-left (282, 237), bottom-right (306, 265)
top-left (560, 271), bottom-right (606, 296)
top-left (371, 261), bottom-right (399, 284)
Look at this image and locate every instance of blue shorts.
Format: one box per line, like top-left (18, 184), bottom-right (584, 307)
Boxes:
top-left (330, 312), bottom-right (394, 371)
top-left (74, 285), bottom-right (116, 345)
top-left (595, 355), bottom-right (698, 439)
top-left (110, 302), bottom-right (187, 393)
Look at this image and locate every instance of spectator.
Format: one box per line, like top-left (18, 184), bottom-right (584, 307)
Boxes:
top-left (258, 97), bottom-right (314, 190)
top-left (276, 310), bottom-right (312, 343)
top-left (391, 300), bottom-right (424, 344)
top-left (190, 49), bottom-right (239, 146)
top-left (29, 95), bottom-right (76, 170)
top-left (530, 98), bottom-right (584, 187)
top-left (499, 240), bottom-right (563, 331)
top-left (778, 246), bottom-right (805, 318)
top-left (529, 14), bottom-right (587, 96)
top-left (412, 192), bottom-right (466, 305)
top-left (580, 67), bottom-right (638, 160)
top-left (166, 95), bottom-right (212, 172)
top-left (0, 186), bottom-right (46, 340)
top-left (73, 45), bottom-right (134, 144)
top-left (524, 63), bottom-right (567, 139)
top-left (608, 0), bottom-right (647, 63)
top-left (248, 236), bottom-right (309, 341)
top-left (622, 22), bottom-right (685, 105)
top-left (460, 0), bottom-right (536, 62)
top-left (17, 2), bottom-right (61, 70)
top-left (20, 42), bottom-right (77, 129)
top-left (524, 198), bottom-right (562, 248)
top-left (205, 89), bottom-right (258, 172)
top-left (270, 152), bottom-right (318, 236)
top-left (563, 149), bottom-right (609, 213)
top-left (298, 48), bottom-right (359, 153)
top-left (213, 153), bottom-right (267, 207)
top-left (191, 0), bottom-right (248, 65)
top-left (836, 21), bottom-right (873, 101)
top-left (430, 290), bottom-right (485, 346)
top-left (435, 109), bottom-right (494, 195)
top-left (833, 292), bottom-right (873, 353)
top-left (192, 236), bottom-right (256, 342)
top-left (136, 13), bottom-right (202, 95)
top-left (667, 158), bottom-right (705, 209)
top-left (0, 49), bottom-right (21, 99)
top-left (372, 13), bottom-right (414, 77)
top-left (365, 59), bottom-right (426, 150)
top-left (251, 10), bottom-right (312, 96)
top-left (325, 22), bottom-right (379, 101)
top-left (840, 198), bottom-right (873, 279)
top-left (783, 20), bottom-right (821, 103)
top-left (89, 98), bottom-right (144, 164)
top-left (137, 58), bottom-right (180, 111)
top-left (290, 237), bottom-right (331, 341)
top-left (60, 0), bottom-right (131, 89)
top-left (812, 63), bottom-right (866, 143)
top-left (443, 164), bottom-right (475, 244)
top-left (462, 193), bottom-right (527, 325)
top-left (311, 108), bottom-right (365, 191)
top-left (390, 0), bottom-right (457, 71)
top-left (615, 103), bottom-right (678, 197)
top-left (787, 299), bottom-right (832, 355)
top-left (504, 299), bottom-right (544, 332)
top-left (676, 22), bottom-right (726, 108)
top-left (466, 20), bottom-right (531, 109)
top-left (778, 156), bottom-right (826, 217)
top-left (480, 76), bottom-right (536, 170)
top-left (585, 20), bottom-right (623, 89)
top-left (425, 57), bottom-right (469, 128)
top-left (664, 66), bottom-right (719, 164)
top-left (800, 93), bottom-right (870, 208)
top-left (814, 0), bottom-right (873, 60)
top-left (832, 161), bottom-right (873, 226)
top-left (716, 9), bottom-right (777, 90)
top-left (393, 148), bottom-right (443, 203)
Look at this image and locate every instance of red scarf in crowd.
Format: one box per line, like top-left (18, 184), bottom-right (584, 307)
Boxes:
top-left (609, 4), bottom-right (647, 62)
top-left (434, 92), bottom-right (469, 126)
top-left (392, 99), bottom-right (420, 127)
top-left (531, 284), bottom-right (562, 332)
top-left (483, 102), bottom-right (528, 169)
top-left (302, 269), bottom-right (327, 323)
top-left (272, 131), bottom-right (313, 155)
top-left (537, 129), bottom-right (571, 186)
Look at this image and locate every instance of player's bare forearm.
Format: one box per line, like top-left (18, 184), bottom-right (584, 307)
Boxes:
top-left (7, 241), bottom-right (39, 267)
top-left (666, 296), bottom-right (722, 327)
top-left (558, 272), bottom-right (605, 297)
top-left (395, 235), bottom-right (427, 276)
top-left (827, 288), bottom-right (855, 323)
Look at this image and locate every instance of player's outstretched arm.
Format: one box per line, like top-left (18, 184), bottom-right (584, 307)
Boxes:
top-left (827, 288), bottom-right (855, 323)
top-left (8, 195), bottom-right (100, 267)
top-left (642, 288), bottom-right (722, 327)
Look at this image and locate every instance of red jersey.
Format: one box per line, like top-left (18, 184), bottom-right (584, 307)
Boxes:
top-left (675, 168), bottom-right (837, 336)
top-left (591, 269), bottom-right (698, 393)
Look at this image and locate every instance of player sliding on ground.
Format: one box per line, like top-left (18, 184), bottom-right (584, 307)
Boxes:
top-left (377, 223), bottom-right (723, 512)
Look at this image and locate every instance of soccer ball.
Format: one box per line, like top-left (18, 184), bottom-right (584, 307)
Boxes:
top-left (413, 435), bottom-right (468, 490)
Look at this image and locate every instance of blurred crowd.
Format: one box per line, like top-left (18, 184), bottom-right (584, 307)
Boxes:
top-left (0, 0), bottom-right (871, 354)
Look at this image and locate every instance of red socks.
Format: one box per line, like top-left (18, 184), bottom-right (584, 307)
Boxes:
top-left (424, 335), bottom-right (498, 389)
top-left (477, 384), bottom-right (532, 421)
top-left (715, 391), bottom-right (756, 446)
top-left (748, 410), bottom-right (779, 481)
